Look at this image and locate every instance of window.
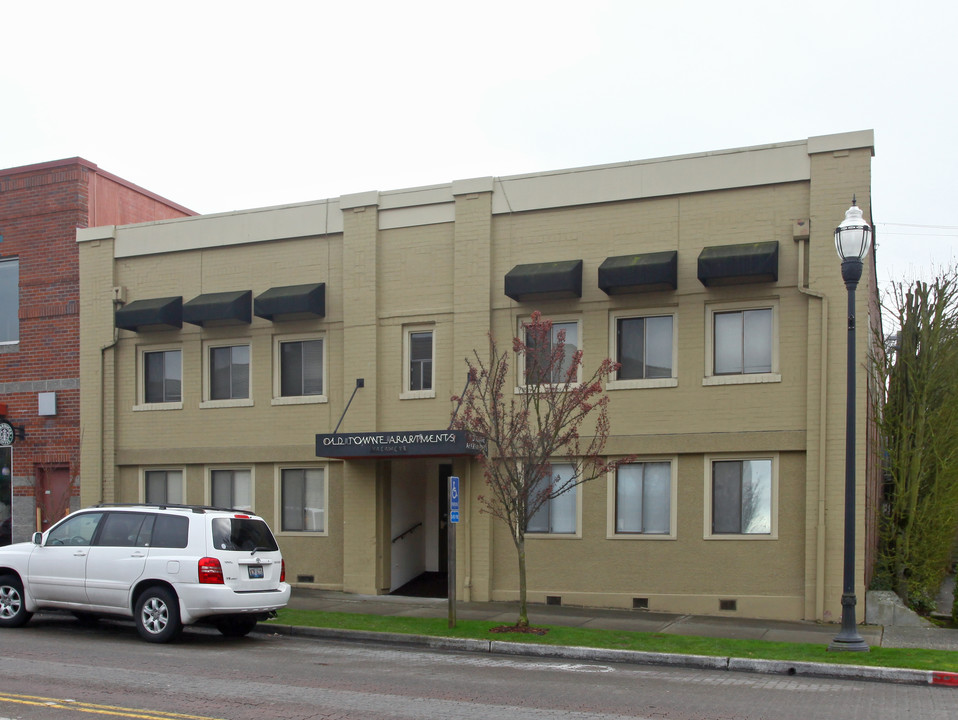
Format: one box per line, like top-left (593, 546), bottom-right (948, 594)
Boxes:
top-left (280, 468), bottom-right (326, 533)
top-left (710, 458), bottom-right (773, 535)
top-left (402, 326), bottom-right (435, 398)
top-left (46, 512), bottom-right (104, 547)
top-left (202, 340), bottom-right (253, 407)
top-left (714, 308), bottom-right (771, 375)
top-left (97, 512), bottom-right (149, 547)
top-left (526, 463), bottom-right (577, 535)
top-left (143, 349), bottom-right (182, 404)
top-left (144, 469), bottom-right (184, 504)
top-left (704, 303), bottom-right (779, 386)
top-left (0, 257), bottom-right (18, 345)
top-left (615, 462), bottom-right (672, 534)
top-left (609, 312), bottom-right (677, 389)
top-left (210, 344), bottom-right (250, 400)
top-left (525, 320), bottom-right (579, 385)
top-left (409, 331), bottom-right (433, 391)
top-left (210, 468), bottom-right (252, 511)
top-left (280, 339), bottom-right (324, 397)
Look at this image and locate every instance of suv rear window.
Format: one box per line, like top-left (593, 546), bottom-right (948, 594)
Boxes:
top-left (211, 517), bottom-right (279, 552)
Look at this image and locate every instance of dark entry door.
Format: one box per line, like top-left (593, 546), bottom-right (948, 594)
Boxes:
top-left (37, 464), bottom-right (72, 531)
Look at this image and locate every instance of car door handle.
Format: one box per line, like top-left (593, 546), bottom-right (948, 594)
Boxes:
top-left (73, 551), bottom-right (87, 557)
top-left (130, 552), bottom-right (146, 558)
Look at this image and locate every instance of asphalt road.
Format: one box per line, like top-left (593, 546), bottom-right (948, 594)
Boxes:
top-left (0, 614), bottom-right (955, 719)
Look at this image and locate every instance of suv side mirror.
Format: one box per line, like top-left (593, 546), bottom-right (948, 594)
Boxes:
top-left (32, 532), bottom-right (43, 545)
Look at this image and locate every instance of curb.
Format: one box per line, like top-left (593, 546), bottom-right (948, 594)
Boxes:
top-left (260, 624), bottom-right (954, 687)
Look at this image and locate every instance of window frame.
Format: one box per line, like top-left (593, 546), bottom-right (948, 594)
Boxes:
top-left (0, 256), bottom-right (19, 347)
top-left (207, 466), bottom-right (254, 511)
top-left (271, 332), bottom-right (328, 406)
top-left (140, 467), bottom-right (186, 505)
top-left (401, 324), bottom-right (436, 400)
top-left (201, 338), bottom-right (253, 408)
top-left (525, 462), bottom-right (582, 539)
top-left (607, 309), bottom-right (678, 390)
top-left (516, 315), bottom-right (582, 391)
top-left (703, 453), bottom-right (779, 540)
top-left (703, 300), bottom-right (781, 386)
top-left (274, 464), bottom-right (328, 537)
top-left (606, 457), bottom-right (678, 539)
top-left (135, 344), bottom-right (184, 411)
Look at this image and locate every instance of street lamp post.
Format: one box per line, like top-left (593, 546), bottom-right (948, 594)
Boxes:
top-left (829, 197), bottom-right (871, 653)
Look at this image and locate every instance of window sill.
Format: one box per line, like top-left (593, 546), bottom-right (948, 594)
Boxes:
top-left (276, 530), bottom-right (329, 538)
top-left (607, 378), bottom-right (678, 391)
top-left (133, 402), bottom-right (183, 412)
top-left (606, 533), bottom-right (676, 540)
top-left (271, 395), bottom-right (328, 406)
top-left (525, 532), bottom-right (581, 540)
top-left (513, 383), bottom-right (583, 394)
top-left (200, 398), bottom-right (254, 409)
top-left (702, 373), bottom-right (781, 386)
top-left (400, 390), bottom-right (436, 400)
top-left (704, 533), bottom-right (778, 540)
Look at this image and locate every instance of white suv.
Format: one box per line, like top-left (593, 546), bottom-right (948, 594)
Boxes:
top-left (0, 504), bottom-right (290, 643)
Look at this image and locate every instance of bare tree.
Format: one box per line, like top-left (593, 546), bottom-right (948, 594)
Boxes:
top-left (451, 312), bottom-right (629, 627)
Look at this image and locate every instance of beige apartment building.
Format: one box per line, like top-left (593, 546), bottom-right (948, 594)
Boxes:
top-left (77, 130), bottom-right (879, 623)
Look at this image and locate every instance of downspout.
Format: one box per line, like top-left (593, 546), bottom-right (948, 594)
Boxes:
top-left (797, 235), bottom-right (829, 620)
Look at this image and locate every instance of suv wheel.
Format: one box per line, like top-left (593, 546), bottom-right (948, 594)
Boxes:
top-left (135, 587), bottom-right (182, 643)
top-left (215, 615), bottom-right (259, 638)
top-left (0, 574), bottom-right (33, 628)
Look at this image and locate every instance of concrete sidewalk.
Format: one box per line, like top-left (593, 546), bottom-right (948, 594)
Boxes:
top-left (274, 587), bottom-right (958, 687)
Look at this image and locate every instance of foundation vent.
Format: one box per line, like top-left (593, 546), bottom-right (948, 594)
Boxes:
top-left (719, 599), bottom-right (737, 612)
top-left (546, 595), bottom-right (562, 606)
top-left (297, 575), bottom-right (315, 584)
top-left (633, 597), bottom-right (649, 610)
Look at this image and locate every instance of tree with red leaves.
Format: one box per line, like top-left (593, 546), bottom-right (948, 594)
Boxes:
top-left (451, 312), bottom-right (628, 627)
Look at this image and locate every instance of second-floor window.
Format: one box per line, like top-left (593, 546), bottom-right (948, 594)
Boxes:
top-left (525, 320), bottom-right (579, 385)
top-left (280, 339), bottom-right (324, 397)
top-left (210, 344), bottom-right (250, 400)
top-left (144, 349), bottom-right (182, 404)
top-left (0, 257), bottom-right (18, 345)
top-left (616, 315), bottom-right (673, 380)
top-left (713, 308), bottom-right (772, 375)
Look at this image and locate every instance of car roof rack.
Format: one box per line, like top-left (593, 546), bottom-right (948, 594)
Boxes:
top-left (92, 502), bottom-right (255, 515)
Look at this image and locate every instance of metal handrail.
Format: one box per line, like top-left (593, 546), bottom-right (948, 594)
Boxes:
top-left (392, 521), bottom-right (423, 543)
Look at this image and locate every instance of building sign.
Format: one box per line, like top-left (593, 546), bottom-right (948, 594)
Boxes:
top-left (315, 430), bottom-right (485, 460)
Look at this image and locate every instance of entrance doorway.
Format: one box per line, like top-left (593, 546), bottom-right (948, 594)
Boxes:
top-left (36, 464), bottom-right (72, 531)
top-left (389, 461), bottom-right (453, 598)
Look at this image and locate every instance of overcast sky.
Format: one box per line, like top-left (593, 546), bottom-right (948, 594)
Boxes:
top-left (3, 1), bottom-right (955, 292)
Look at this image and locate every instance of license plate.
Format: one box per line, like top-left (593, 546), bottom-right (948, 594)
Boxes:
top-left (248, 565), bottom-right (264, 579)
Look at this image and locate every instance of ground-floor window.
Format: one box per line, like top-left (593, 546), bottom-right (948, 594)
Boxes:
top-left (526, 463), bottom-right (577, 534)
top-left (210, 468), bottom-right (252, 511)
top-left (710, 458), bottom-right (773, 535)
top-left (280, 468), bottom-right (325, 532)
top-left (144, 469), bottom-right (184, 504)
top-left (615, 461), bottom-right (671, 534)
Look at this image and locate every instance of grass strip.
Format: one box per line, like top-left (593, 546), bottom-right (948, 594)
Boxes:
top-left (267, 609), bottom-right (958, 672)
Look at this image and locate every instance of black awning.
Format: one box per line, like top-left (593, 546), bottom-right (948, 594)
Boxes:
top-left (504, 260), bottom-right (582, 302)
top-left (254, 283), bottom-right (326, 321)
top-left (182, 290), bottom-right (252, 326)
top-left (697, 242), bottom-right (779, 287)
top-left (598, 251), bottom-right (677, 295)
top-left (115, 296), bottom-right (182, 332)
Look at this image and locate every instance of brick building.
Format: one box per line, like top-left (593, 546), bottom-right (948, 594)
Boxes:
top-left (0, 158), bottom-right (193, 543)
top-left (77, 131), bottom-right (881, 623)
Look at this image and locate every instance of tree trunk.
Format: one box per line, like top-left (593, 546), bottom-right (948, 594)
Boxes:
top-left (517, 534), bottom-right (529, 627)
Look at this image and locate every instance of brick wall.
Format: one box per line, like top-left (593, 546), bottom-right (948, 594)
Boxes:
top-left (0, 159), bottom-right (191, 540)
